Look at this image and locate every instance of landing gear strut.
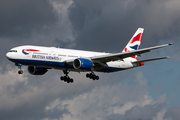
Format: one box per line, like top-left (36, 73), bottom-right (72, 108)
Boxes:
top-left (86, 72), bottom-right (99, 80)
top-left (16, 63), bottom-right (23, 74)
top-left (60, 70), bottom-right (74, 83)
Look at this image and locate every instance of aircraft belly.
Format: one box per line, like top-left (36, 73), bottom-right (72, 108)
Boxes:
top-left (96, 67), bottom-right (126, 73)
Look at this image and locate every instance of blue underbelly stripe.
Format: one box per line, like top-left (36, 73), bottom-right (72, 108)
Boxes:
top-left (9, 59), bottom-right (68, 68)
top-left (9, 59), bottom-right (125, 72)
top-left (99, 67), bottom-right (125, 72)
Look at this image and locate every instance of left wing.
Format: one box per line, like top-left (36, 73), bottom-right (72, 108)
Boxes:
top-left (91, 43), bottom-right (173, 63)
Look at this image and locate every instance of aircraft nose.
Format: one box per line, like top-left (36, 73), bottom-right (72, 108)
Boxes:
top-left (6, 52), bottom-right (11, 59)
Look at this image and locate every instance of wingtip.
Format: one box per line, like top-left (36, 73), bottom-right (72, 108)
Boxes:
top-left (169, 43), bottom-right (173, 45)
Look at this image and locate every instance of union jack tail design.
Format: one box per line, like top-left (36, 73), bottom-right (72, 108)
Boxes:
top-left (122, 28), bottom-right (144, 58)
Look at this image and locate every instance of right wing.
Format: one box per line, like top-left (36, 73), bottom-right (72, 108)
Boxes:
top-left (91, 43), bottom-right (173, 63)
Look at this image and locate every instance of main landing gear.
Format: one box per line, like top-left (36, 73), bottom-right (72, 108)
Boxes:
top-left (16, 63), bottom-right (23, 74)
top-left (86, 72), bottom-right (99, 80)
top-left (60, 70), bottom-right (74, 83)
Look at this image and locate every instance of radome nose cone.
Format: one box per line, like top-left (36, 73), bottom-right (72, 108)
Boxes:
top-left (6, 52), bottom-right (11, 59)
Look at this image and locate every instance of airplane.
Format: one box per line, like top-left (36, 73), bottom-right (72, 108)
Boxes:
top-left (6, 28), bottom-right (173, 83)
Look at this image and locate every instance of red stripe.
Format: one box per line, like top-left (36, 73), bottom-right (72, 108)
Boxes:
top-left (124, 47), bottom-right (128, 52)
top-left (124, 48), bottom-right (137, 58)
top-left (131, 56), bottom-right (137, 58)
top-left (22, 49), bottom-right (39, 52)
top-left (130, 33), bottom-right (143, 43)
top-left (137, 59), bottom-right (144, 66)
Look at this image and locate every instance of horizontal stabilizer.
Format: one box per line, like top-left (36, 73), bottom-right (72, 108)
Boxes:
top-left (132, 57), bottom-right (170, 63)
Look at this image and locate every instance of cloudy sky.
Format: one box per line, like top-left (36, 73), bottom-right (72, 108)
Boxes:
top-left (0, 0), bottom-right (180, 119)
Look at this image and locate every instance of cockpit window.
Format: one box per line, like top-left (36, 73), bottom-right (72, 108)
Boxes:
top-left (10, 50), bottom-right (17, 52)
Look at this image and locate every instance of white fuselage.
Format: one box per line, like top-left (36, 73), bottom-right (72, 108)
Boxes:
top-left (5, 28), bottom-right (171, 82)
top-left (6, 45), bottom-right (137, 73)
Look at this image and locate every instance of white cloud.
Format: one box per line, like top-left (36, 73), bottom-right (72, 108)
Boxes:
top-left (45, 72), bottom-right (166, 120)
top-left (0, 66), bottom-right (27, 110)
top-left (153, 108), bottom-right (167, 120)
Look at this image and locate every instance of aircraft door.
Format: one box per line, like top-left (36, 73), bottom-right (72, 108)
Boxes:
top-left (26, 52), bottom-right (32, 59)
top-left (51, 50), bottom-right (61, 61)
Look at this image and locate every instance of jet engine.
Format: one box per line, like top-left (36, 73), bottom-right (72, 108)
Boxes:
top-left (73, 58), bottom-right (93, 69)
top-left (28, 66), bottom-right (48, 75)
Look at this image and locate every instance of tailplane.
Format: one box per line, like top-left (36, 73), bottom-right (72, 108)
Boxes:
top-left (132, 57), bottom-right (170, 64)
top-left (132, 56), bottom-right (169, 66)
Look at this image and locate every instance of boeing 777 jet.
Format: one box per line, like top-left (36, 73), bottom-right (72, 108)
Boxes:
top-left (6, 28), bottom-right (173, 83)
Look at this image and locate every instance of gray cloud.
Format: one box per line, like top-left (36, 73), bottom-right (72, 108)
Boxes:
top-left (68, 0), bottom-right (180, 52)
top-left (0, 0), bottom-right (74, 68)
top-left (163, 106), bottom-right (180, 120)
top-left (0, 0), bottom-right (57, 38)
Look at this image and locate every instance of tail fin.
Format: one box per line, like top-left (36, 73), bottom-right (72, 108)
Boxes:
top-left (122, 28), bottom-right (144, 58)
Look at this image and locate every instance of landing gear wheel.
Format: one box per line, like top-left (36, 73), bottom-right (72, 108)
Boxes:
top-left (60, 70), bottom-right (74, 83)
top-left (86, 73), bottom-right (99, 80)
top-left (64, 78), bottom-right (73, 83)
top-left (60, 76), bottom-right (64, 81)
top-left (95, 76), bottom-right (99, 80)
top-left (18, 70), bottom-right (23, 74)
top-left (86, 74), bottom-right (90, 78)
top-left (16, 63), bottom-right (23, 75)
top-left (64, 76), bottom-right (68, 82)
top-left (70, 79), bottom-right (73, 83)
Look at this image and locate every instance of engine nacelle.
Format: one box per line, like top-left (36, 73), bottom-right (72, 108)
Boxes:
top-left (28, 66), bottom-right (48, 75)
top-left (73, 58), bottom-right (93, 69)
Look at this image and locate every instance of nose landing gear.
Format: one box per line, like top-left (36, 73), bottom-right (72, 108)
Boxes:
top-left (16, 63), bottom-right (23, 74)
top-left (18, 69), bottom-right (23, 74)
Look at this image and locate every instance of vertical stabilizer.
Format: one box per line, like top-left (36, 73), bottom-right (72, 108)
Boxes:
top-left (122, 28), bottom-right (144, 58)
